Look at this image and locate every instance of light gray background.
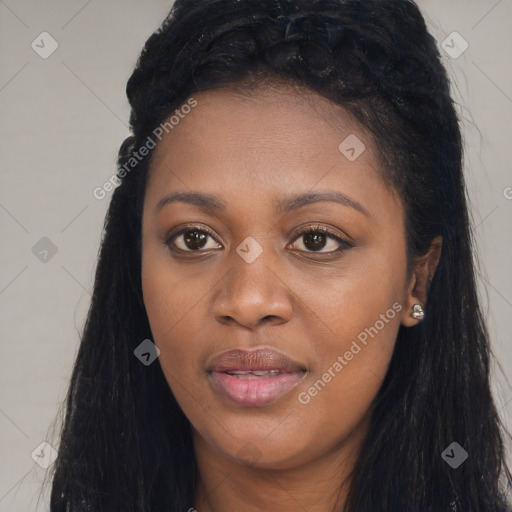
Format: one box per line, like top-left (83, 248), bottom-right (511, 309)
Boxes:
top-left (0, 1), bottom-right (511, 510)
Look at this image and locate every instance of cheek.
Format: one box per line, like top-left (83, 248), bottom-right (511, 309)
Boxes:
top-left (141, 246), bottom-right (220, 402)
top-left (141, 223), bottom-right (217, 340)
top-left (290, 241), bottom-right (405, 361)
top-left (142, 265), bottom-right (207, 354)
top-left (298, 309), bottom-right (401, 424)
top-left (142, 267), bottom-right (216, 427)
top-left (291, 244), bottom-right (406, 426)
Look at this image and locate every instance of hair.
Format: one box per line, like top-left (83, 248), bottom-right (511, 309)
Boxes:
top-left (47, 0), bottom-right (512, 510)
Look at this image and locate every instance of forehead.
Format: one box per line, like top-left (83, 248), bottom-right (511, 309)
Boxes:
top-left (147, 83), bottom-right (377, 174)
top-left (144, 83), bottom-right (399, 220)
top-left (155, 83), bottom-right (367, 151)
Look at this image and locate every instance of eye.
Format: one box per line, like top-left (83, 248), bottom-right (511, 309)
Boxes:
top-left (166, 224), bottom-right (222, 252)
top-left (164, 223), bottom-right (352, 255)
top-left (288, 225), bottom-right (352, 254)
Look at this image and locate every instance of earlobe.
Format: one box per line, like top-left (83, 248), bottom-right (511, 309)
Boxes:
top-left (400, 236), bottom-right (442, 327)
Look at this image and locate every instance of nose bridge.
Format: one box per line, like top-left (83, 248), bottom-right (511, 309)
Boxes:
top-left (229, 234), bottom-right (278, 301)
top-left (213, 235), bottom-right (293, 327)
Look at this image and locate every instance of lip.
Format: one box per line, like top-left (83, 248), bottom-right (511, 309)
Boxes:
top-left (207, 348), bottom-right (307, 406)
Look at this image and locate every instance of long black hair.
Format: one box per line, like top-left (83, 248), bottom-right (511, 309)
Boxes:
top-left (47, 0), bottom-right (512, 510)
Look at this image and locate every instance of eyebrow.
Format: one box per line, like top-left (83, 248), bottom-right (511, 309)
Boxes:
top-left (275, 191), bottom-right (370, 217)
top-left (155, 190), bottom-right (370, 217)
top-left (156, 192), bottom-right (226, 213)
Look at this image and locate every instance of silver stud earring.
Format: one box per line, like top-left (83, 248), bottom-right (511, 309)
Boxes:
top-left (411, 304), bottom-right (424, 320)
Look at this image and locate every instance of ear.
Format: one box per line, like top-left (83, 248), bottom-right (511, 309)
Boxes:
top-left (400, 235), bottom-right (442, 327)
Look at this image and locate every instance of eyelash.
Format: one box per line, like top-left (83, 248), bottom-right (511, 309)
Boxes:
top-left (164, 223), bottom-right (353, 257)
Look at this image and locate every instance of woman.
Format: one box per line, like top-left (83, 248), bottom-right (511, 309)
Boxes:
top-left (48, 0), bottom-right (512, 510)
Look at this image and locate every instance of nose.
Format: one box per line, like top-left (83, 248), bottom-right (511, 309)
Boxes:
top-left (212, 246), bottom-right (294, 330)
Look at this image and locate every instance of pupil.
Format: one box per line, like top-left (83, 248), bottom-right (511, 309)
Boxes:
top-left (304, 232), bottom-right (326, 251)
top-left (185, 230), bottom-right (207, 250)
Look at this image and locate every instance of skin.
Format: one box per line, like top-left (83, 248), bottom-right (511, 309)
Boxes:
top-left (141, 80), bottom-right (441, 511)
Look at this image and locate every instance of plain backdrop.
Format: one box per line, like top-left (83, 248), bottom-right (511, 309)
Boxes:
top-left (0, 1), bottom-right (511, 510)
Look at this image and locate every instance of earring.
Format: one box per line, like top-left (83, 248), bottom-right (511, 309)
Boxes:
top-left (411, 304), bottom-right (424, 320)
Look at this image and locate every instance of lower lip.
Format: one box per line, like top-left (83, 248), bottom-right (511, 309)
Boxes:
top-left (208, 371), bottom-right (305, 406)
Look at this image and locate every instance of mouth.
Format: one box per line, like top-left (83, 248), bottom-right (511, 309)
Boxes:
top-left (207, 348), bottom-right (307, 407)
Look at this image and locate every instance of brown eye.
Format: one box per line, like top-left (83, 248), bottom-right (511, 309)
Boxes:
top-left (289, 226), bottom-right (352, 254)
top-left (302, 232), bottom-right (328, 251)
top-left (167, 226), bottom-right (222, 252)
top-left (183, 230), bottom-right (208, 250)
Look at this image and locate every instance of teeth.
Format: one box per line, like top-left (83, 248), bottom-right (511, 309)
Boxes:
top-left (226, 369), bottom-right (281, 378)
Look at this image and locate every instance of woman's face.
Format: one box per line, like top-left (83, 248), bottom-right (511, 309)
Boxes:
top-left (141, 83), bottom-right (415, 470)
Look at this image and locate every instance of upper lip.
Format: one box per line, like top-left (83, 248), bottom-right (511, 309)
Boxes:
top-left (207, 348), bottom-right (305, 373)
